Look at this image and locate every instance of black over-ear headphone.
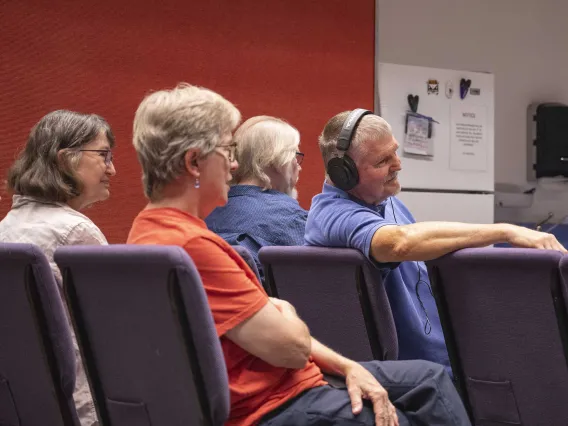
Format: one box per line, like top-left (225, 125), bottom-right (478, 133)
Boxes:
top-left (326, 108), bottom-right (373, 191)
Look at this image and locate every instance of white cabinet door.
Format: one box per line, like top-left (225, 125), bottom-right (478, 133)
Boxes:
top-left (396, 191), bottom-right (494, 224)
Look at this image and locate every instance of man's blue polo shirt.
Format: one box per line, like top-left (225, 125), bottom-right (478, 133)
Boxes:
top-left (305, 182), bottom-right (450, 372)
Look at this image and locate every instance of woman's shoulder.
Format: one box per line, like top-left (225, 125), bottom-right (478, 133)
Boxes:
top-left (186, 225), bottom-right (232, 251)
top-left (30, 201), bottom-right (107, 245)
top-left (0, 198), bottom-right (107, 247)
top-left (43, 203), bottom-right (106, 243)
top-left (66, 219), bottom-right (107, 245)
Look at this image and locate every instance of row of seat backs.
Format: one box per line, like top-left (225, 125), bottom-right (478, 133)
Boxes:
top-left (0, 243), bottom-right (230, 426)
top-left (8, 241), bottom-right (568, 425)
top-left (1, 242), bottom-right (388, 426)
top-left (259, 245), bottom-right (568, 425)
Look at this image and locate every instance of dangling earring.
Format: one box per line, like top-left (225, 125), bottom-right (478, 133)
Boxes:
top-left (194, 178), bottom-right (200, 189)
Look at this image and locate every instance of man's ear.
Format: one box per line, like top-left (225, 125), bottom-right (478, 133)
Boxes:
top-left (184, 149), bottom-right (201, 178)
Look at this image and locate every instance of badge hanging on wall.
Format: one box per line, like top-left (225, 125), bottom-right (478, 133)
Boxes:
top-left (427, 79), bottom-right (439, 95)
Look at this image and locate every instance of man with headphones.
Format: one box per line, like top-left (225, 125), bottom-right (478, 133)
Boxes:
top-left (306, 109), bottom-right (566, 373)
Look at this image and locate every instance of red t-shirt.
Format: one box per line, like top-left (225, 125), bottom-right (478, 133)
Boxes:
top-left (127, 208), bottom-right (325, 426)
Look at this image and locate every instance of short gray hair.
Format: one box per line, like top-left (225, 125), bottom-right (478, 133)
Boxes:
top-left (132, 83), bottom-right (241, 200)
top-left (232, 116), bottom-right (300, 189)
top-left (8, 110), bottom-right (114, 202)
top-left (319, 111), bottom-right (392, 168)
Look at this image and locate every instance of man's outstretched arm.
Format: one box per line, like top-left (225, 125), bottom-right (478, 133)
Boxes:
top-left (371, 222), bottom-right (566, 263)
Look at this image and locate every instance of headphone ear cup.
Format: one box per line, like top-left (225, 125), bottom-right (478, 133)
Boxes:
top-left (327, 155), bottom-right (359, 191)
top-left (341, 155), bottom-right (359, 190)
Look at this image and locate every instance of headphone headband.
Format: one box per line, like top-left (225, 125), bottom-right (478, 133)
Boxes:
top-left (336, 108), bottom-right (373, 152)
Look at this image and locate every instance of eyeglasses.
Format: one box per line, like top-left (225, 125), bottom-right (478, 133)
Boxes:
top-left (215, 142), bottom-right (237, 162)
top-left (79, 149), bottom-right (113, 166)
top-left (295, 151), bottom-right (305, 165)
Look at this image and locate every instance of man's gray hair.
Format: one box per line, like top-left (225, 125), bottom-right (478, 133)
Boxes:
top-left (132, 83), bottom-right (241, 200)
top-left (319, 111), bottom-right (392, 170)
top-left (232, 116), bottom-right (300, 189)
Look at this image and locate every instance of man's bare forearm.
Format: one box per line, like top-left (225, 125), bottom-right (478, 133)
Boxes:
top-left (371, 222), bottom-right (513, 263)
top-left (310, 338), bottom-right (355, 377)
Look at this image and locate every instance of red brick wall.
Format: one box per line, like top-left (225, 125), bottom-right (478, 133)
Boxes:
top-left (0, 0), bottom-right (374, 242)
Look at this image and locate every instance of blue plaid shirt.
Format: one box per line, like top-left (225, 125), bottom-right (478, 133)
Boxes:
top-left (205, 185), bottom-right (307, 282)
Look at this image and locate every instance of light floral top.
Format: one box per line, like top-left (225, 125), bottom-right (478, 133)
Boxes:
top-left (0, 194), bottom-right (106, 426)
top-left (0, 195), bottom-right (107, 284)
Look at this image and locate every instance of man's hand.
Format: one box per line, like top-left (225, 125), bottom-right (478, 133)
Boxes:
top-left (345, 362), bottom-right (399, 426)
top-left (505, 225), bottom-right (567, 252)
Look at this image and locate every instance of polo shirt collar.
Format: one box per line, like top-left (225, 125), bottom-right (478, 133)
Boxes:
top-left (322, 182), bottom-right (387, 214)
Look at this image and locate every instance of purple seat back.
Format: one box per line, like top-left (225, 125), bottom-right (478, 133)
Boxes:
top-left (231, 245), bottom-right (261, 282)
top-left (54, 245), bottom-right (229, 426)
top-left (0, 243), bottom-right (78, 426)
top-left (428, 247), bottom-right (568, 425)
top-left (259, 246), bottom-right (398, 361)
top-left (556, 256), bottom-right (568, 368)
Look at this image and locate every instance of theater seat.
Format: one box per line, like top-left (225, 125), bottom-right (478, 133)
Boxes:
top-left (428, 247), bottom-right (568, 425)
top-left (0, 243), bottom-right (78, 426)
top-left (259, 246), bottom-right (397, 361)
top-left (55, 245), bottom-right (229, 426)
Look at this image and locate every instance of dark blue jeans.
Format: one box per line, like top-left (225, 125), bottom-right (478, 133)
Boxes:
top-left (259, 360), bottom-right (470, 426)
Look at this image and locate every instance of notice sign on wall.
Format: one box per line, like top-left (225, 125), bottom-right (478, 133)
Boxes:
top-left (450, 105), bottom-right (487, 171)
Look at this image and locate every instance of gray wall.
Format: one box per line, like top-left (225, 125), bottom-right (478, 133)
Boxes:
top-left (378, 0), bottom-right (568, 223)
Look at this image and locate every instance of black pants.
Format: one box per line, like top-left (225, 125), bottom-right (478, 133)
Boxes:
top-left (259, 360), bottom-right (471, 426)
